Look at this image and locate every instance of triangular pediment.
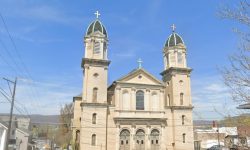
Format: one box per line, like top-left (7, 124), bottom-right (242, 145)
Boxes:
top-left (116, 68), bottom-right (164, 85)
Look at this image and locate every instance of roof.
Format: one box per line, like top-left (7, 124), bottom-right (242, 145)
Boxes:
top-left (165, 32), bottom-right (184, 47)
top-left (111, 68), bottom-right (164, 86)
top-left (0, 119), bottom-right (8, 129)
top-left (86, 19), bottom-right (107, 37)
top-left (237, 103), bottom-right (250, 109)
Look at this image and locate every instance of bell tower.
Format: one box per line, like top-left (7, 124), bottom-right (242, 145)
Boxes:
top-left (80, 11), bottom-right (110, 150)
top-left (82, 11), bottom-right (110, 104)
top-left (161, 24), bottom-right (194, 150)
top-left (161, 24), bottom-right (192, 107)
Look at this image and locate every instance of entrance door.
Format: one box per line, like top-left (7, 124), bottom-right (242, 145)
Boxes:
top-left (120, 129), bottom-right (130, 150)
top-left (150, 129), bottom-right (160, 150)
top-left (135, 129), bottom-right (145, 150)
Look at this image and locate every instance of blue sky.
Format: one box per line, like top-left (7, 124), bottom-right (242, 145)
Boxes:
top-left (0, 0), bottom-right (248, 120)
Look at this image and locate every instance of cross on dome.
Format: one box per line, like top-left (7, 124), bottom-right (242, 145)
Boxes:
top-left (94, 11), bottom-right (101, 19)
top-left (171, 24), bottom-right (176, 32)
top-left (137, 58), bottom-right (143, 69)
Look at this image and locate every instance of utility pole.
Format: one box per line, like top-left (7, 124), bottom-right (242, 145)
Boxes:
top-left (3, 77), bottom-right (17, 150)
top-left (217, 121), bottom-right (220, 147)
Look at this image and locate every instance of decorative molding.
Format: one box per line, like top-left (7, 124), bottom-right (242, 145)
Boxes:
top-left (131, 87), bottom-right (136, 91)
top-left (113, 117), bottom-right (167, 126)
top-left (81, 58), bottom-right (111, 68)
top-left (80, 102), bottom-right (108, 108)
top-left (165, 105), bottom-right (194, 110)
top-left (161, 67), bottom-right (192, 77)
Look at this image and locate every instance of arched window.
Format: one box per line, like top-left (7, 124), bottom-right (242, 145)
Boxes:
top-left (92, 134), bottom-right (96, 146)
top-left (103, 42), bottom-right (107, 59)
top-left (168, 94), bottom-right (171, 106)
top-left (180, 93), bottom-right (184, 105)
top-left (93, 88), bottom-right (98, 102)
top-left (182, 133), bottom-right (186, 143)
top-left (94, 42), bottom-right (100, 54)
top-left (120, 129), bottom-right (130, 149)
top-left (178, 52), bottom-right (183, 64)
top-left (182, 115), bottom-right (185, 125)
top-left (135, 129), bottom-right (145, 149)
top-left (122, 90), bottom-right (129, 110)
top-left (92, 113), bottom-right (97, 124)
top-left (150, 129), bottom-right (160, 149)
top-left (75, 130), bottom-right (80, 150)
top-left (151, 93), bottom-right (159, 111)
top-left (136, 91), bottom-right (144, 110)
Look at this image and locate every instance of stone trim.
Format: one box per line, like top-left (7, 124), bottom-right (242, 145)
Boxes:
top-left (115, 81), bottom-right (165, 88)
top-left (80, 102), bottom-right (109, 108)
top-left (160, 67), bottom-right (192, 76)
top-left (165, 106), bottom-right (194, 110)
top-left (81, 58), bottom-right (111, 68)
top-left (115, 110), bottom-right (165, 114)
top-left (113, 117), bottom-right (167, 126)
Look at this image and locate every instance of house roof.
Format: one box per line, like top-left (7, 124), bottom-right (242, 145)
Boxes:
top-left (237, 103), bottom-right (250, 109)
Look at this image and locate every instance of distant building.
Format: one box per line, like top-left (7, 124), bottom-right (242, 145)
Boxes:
top-left (237, 103), bottom-right (250, 109)
top-left (194, 127), bottom-right (237, 149)
top-left (0, 120), bottom-right (7, 150)
top-left (0, 116), bottom-right (30, 150)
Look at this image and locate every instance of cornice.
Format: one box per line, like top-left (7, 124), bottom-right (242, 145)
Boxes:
top-left (81, 58), bottom-right (111, 68)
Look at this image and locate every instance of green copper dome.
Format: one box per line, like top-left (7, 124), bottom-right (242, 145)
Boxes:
top-left (165, 32), bottom-right (184, 47)
top-left (86, 20), bottom-right (107, 37)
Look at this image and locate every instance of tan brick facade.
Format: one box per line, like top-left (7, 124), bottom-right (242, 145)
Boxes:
top-left (72, 18), bottom-right (195, 150)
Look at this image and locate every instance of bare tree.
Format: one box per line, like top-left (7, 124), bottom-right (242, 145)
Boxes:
top-left (55, 103), bottom-right (73, 148)
top-left (219, 0), bottom-right (250, 104)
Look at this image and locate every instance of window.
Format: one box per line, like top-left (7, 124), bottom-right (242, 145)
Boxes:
top-left (150, 129), bottom-right (160, 147)
top-left (93, 88), bottom-right (98, 102)
top-left (182, 133), bottom-right (186, 143)
top-left (92, 113), bottom-right (97, 124)
top-left (180, 93), bottom-right (184, 105)
top-left (94, 42), bottom-right (100, 54)
top-left (178, 52), bottom-right (183, 64)
top-left (92, 134), bottom-right (96, 146)
top-left (179, 80), bottom-right (184, 86)
top-left (120, 129), bottom-right (130, 149)
top-left (182, 115), bottom-right (185, 125)
top-left (168, 94), bottom-right (171, 106)
top-left (103, 42), bottom-right (107, 59)
top-left (136, 90), bottom-right (144, 110)
top-left (93, 73), bottom-right (99, 78)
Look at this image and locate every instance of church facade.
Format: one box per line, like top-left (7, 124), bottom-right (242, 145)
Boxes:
top-left (72, 13), bottom-right (194, 150)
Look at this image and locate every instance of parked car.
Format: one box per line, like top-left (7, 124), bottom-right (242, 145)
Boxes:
top-left (207, 145), bottom-right (228, 150)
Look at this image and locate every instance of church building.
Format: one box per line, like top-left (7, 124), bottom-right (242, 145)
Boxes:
top-left (72, 11), bottom-right (195, 150)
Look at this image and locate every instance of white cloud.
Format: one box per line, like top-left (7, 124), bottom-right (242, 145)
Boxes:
top-left (191, 75), bottom-right (241, 120)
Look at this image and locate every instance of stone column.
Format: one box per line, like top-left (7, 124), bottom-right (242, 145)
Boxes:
top-left (131, 88), bottom-right (136, 110)
top-left (145, 89), bottom-right (150, 111)
top-left (131, 124), bottom-right (136, 150)
top-left (160, 89), bottom-right (164, 111)
top-left (115, 87), bottom-right (121, 110)
top-left (146, 124), bottom-right (151, 150)
top-left (116, 124), bottom-right (120, 150)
